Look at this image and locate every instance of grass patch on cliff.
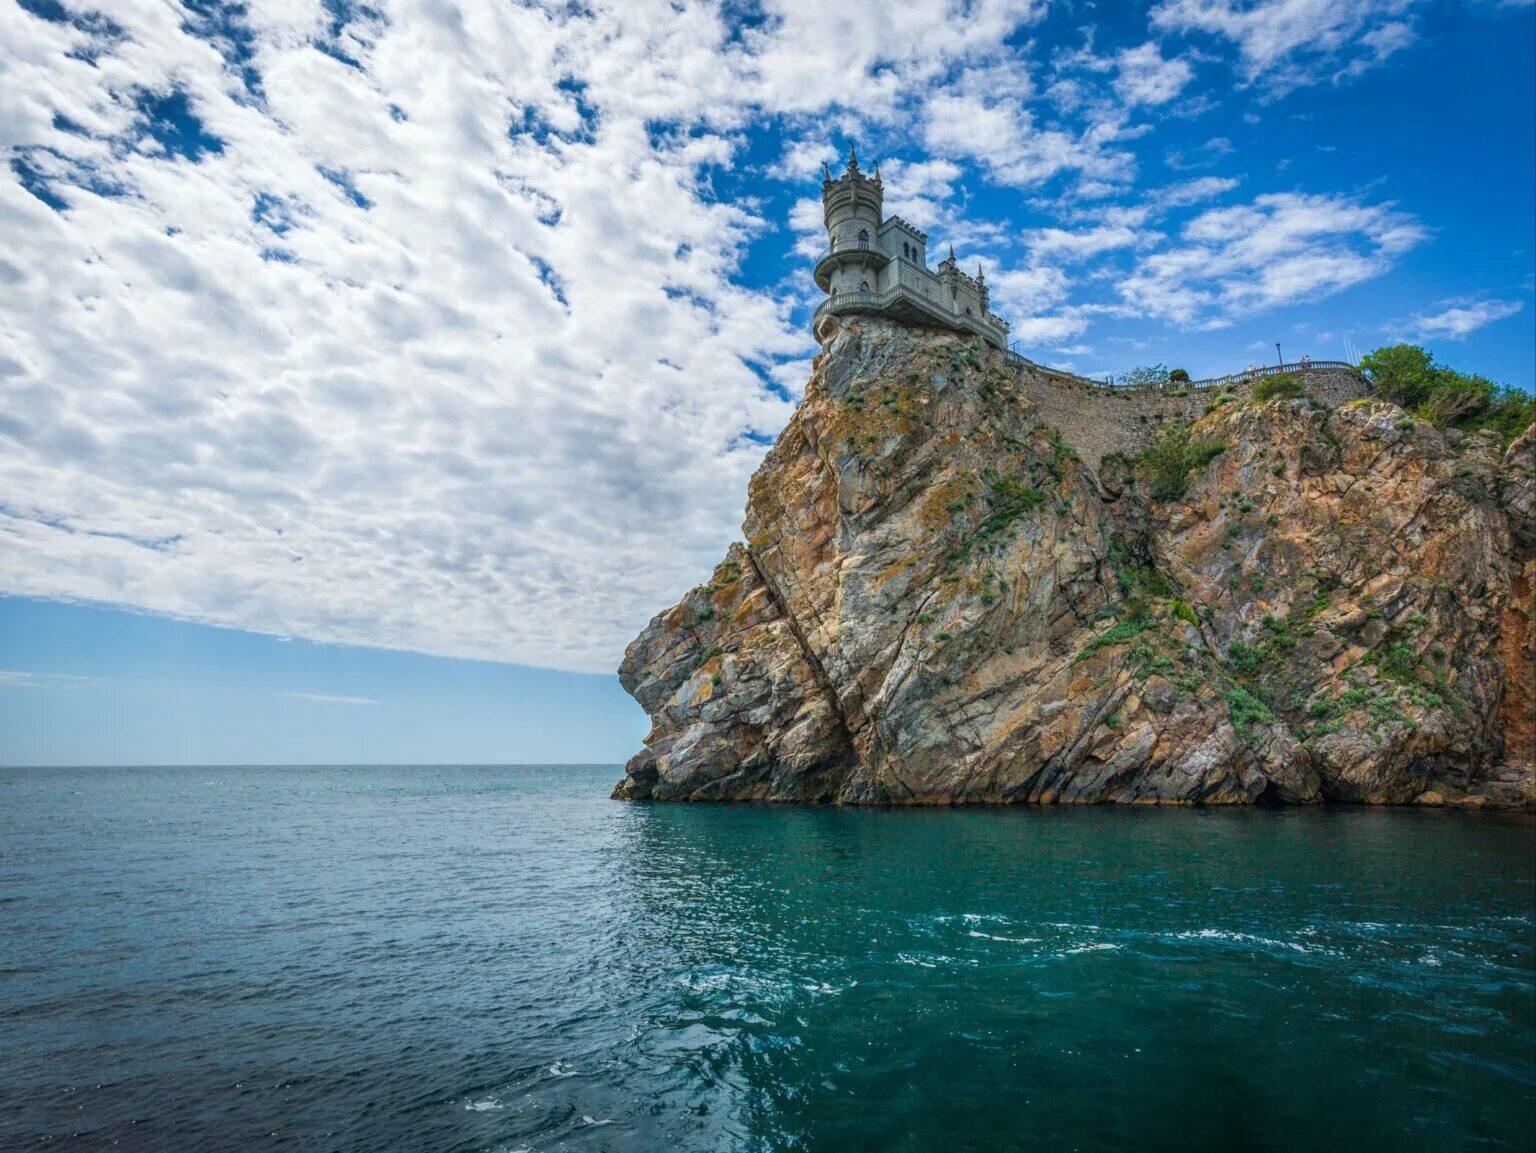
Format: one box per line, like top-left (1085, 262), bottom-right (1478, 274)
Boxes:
top-left (941, 471), bottom-right (1047, 570)
top-left (705, 559), bottom-right (742, 594)
top-left (1135, 425), bottom-right (1227, 499)
top-left (1225, 686), bottom-right (1274, 740)
top-left (1075, 618), bottom-right (1147, 662)
top-left (981, 476), bottom-right (1046, 535)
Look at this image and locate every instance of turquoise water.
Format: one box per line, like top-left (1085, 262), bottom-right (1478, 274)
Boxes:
top-left (1, 765), bottom-right (1532, 1152)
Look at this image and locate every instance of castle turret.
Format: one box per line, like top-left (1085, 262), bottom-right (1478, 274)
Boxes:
top-left (813, 145), bottom-right (887, 298)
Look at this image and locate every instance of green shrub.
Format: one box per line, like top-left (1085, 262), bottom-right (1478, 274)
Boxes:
top-left (1136, 425), bottom-right (1228, 499)
top-left (1379, 642), bottom-right (1419, 680)
top-left (1168, 368), bottom-right (1191, 383)
top-left (1227, 641), bottom-right (1265, 675)
top-left (1361, 343), bottom-right (1535, 446)
top-left (1226, 686), bottom-right (1274, 740)
top-left (1251, 374), bottom-right (1305, 403)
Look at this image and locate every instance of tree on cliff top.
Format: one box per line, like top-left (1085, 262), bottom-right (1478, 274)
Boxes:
top-left (1120, 364), bottom-right (1171, 388)
top-left (1361, 344), bottom-right (1534, 445)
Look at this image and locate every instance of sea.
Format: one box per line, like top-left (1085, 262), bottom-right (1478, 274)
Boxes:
top-left (1, 764), bottom-right (1532, 1152)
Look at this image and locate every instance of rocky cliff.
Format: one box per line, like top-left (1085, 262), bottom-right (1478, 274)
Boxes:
top-left (616, 320), bottom-right (1536, 807)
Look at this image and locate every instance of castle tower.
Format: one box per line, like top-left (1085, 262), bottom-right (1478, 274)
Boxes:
top-left (813, 145), bottom-right (887, 300)
top-left (810, 150), bottom-right (1011, 351)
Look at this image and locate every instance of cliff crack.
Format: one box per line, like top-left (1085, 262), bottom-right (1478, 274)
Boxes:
top-left (740, 546), bottom-right (861, 781)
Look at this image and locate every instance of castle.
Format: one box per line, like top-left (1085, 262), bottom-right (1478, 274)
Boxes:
top-left (813, 146), bottom-right (1011, 350)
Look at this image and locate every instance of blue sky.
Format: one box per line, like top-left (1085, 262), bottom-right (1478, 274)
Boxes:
top-left (1, 0), bottom-right (1532, 763)
top-left (0, 597), bottom-right (644, 765)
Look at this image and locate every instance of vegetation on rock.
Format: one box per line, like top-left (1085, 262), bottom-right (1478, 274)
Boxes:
top-left (1134, 424), bottom-right (1227, 499)
top-left (1361, 343), bottom-right (1535, 445)
top-left (1250, 373), bottom-right (1305, 403)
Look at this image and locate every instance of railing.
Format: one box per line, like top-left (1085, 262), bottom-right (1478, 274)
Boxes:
top-left (812, 239), bottom-right (888, 268)
top-left (999, 350), bottom-right (1358, 392)
top-left (818, 284), bottom-right (1009, 345)
top-left (1174, 359), bottom-right (1357, 391)
top-left (815, 289), bottom-right (1356, 392)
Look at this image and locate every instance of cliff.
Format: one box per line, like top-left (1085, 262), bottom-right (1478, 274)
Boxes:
top-left (616, 319), bottom-right (1536, 807)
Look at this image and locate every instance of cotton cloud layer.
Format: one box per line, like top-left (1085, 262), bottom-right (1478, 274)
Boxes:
top-left (0, 0), bottom-right (1524, 672)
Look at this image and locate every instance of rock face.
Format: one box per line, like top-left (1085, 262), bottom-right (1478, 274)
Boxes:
top-left (616, 320), bottom-right (1536, 806)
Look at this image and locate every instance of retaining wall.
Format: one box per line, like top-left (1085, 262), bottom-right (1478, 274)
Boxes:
top-left (1015, 364), bottom-right (1370, 469)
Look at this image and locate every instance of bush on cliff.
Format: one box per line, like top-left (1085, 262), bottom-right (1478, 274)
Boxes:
top-left (1251, 374), bottom-right (1304, 403)
top-left (1360, 344), bottom-right (1535, 445)
top-left (1136, 425), bottom-right (1227, 499)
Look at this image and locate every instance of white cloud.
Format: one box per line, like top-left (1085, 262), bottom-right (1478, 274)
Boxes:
top-left (766, 139), bottom-right (837, 182)
top-left (923, 92), bottom-right (1137, 189)
top-left (1151, 0), bottom-right (1421, 93)
top-left (1023, 223), bottom-right (1147, 262)
top-left (1114, 42), bottom-right (1196, 106)
top-left (737, 1), bottom-right (1049, 120)
top-left (1118, 191), bottom-right (1425, 325)
top-left (920, 50), bottom-right (1141, 192)
top-left (1164, 135), bottom-right (1234, 171)
top-left (1008, 312), bottom-right (1092, 344)
top-left (0, 670), bottom-right (104, 688)
top-left (877, 156), bottom-right (965, 229)
top-left (986, 266), bottom-right (1091, 349)
top-left (282, 692), bottom-right (382, 706)
top-left (1405, 299), bottom-right (1524, 341)
top-left (989, 265), bottom-right (1073, 314)
top-left (1154, 175), bottom-right (1241, 207)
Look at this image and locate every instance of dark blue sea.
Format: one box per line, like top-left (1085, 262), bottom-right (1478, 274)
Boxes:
top-left (2, 765), bottom-right (1533, 1152)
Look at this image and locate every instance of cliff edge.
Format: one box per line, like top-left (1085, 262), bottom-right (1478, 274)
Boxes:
top-left (616, 319), bottom-right (1536, 806)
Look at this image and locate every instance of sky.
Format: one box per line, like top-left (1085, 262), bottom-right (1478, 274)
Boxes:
top-left (1, 0), bottom-right (1532, 764)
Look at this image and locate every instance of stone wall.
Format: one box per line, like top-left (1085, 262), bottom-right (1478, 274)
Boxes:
top-left (1015, 363), bottom-right (1370, 468)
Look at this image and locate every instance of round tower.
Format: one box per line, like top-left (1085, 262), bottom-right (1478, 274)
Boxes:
top-left (813, 145), bottom-right (887, 299)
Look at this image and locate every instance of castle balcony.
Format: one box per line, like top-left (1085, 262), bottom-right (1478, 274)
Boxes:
top-left (813, 278), bottom-right (1009, 349)
top-left (812, 239), bottom-right (890, 292)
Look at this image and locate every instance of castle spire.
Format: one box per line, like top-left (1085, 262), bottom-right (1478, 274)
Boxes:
top-left (976, 262), bottom-right (985, 282)
top-left (948, 244), bottom-right (956, 262)
top-left (821, 160), bottom-right (831, 182)
top-left (847, 142), bottom-right (859, 173)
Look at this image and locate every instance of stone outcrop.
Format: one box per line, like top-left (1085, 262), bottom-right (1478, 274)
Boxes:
top-left (616, 319), bottom-right (1535, 807)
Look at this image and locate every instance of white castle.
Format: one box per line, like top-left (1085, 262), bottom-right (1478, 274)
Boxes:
top-left (812, 146), bottom-right (1011, 350)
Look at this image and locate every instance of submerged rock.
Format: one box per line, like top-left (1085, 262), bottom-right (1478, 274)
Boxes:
top-left (616, 320), bottom-right (1535, 806)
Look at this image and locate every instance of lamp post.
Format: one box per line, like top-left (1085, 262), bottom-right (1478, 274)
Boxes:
top-left (1275, 342), bottom-right (1283, 367)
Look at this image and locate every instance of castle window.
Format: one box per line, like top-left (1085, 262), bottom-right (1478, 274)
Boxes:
top-left (857, 228), bottom-right (869, 250)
